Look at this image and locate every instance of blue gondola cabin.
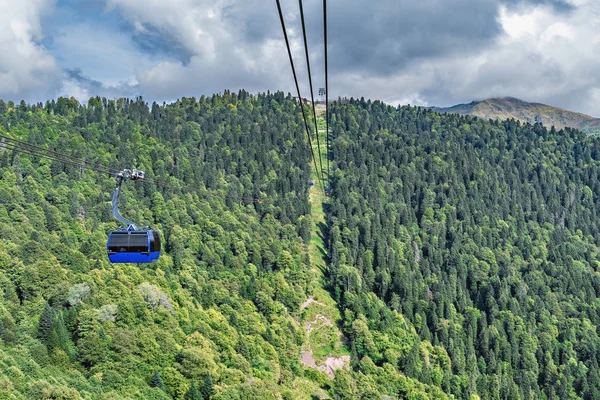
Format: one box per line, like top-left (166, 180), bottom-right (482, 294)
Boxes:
top-left (107, 228), bottom-right (161, 263)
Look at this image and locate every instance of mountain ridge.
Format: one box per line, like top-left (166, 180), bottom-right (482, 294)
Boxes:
top-left (431, 97), bottom-right (600, 134)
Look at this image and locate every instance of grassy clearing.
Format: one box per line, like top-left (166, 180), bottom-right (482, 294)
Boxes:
top-left (302, 115), bottom-right (350, 365)
top-left (304, 288), bottom-right (349, 363)
top-left (307, 120), bottom-right (328, 275)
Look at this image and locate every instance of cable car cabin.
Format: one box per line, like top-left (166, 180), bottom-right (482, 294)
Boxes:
top-left (107, 230), bottom-right (161, 263)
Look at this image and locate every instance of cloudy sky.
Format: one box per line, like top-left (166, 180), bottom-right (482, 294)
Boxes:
top-left (2, 0), bottom-right (600, 115)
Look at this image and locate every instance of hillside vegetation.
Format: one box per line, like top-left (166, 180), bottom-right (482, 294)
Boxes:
top-left (3, 94), bottom-right (600, 399)
top-left (329, 98), bottom-right (600, 399)
top-left (432, 97), bottom-right (600, 135)
top-left (0, 94), bottom-right (443, 399)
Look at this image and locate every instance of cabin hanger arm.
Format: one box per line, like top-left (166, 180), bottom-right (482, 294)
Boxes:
top-left (111, 169), bottom-right (144, 230)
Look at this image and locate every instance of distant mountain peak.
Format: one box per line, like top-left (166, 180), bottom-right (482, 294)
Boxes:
top-left (432, 98), bottom-right (600, 135)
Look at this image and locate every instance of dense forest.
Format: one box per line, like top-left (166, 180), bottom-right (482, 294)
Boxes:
top-left (2, 93), bottom-right (600, 399)
top-left (328, 99), bottom-right (600, 399)
top-left (0, 94), bottom-right (442, 399)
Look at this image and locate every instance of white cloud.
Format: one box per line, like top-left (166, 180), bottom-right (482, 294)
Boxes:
top-left (106, 0), bottom-right (231, 60)
top-left (3, 0), bottom-right (600, 117)
top-left (59, 75), bottom-right (90, 101)
top-left (0, 0), bottom-right (61, 101)
top-left (457, 1), bottom-right (600, 115)
top-left (336, 1), bottom-right (600, 116)
top-left (51, 22), bottom-right (150, 86)
top-left (106, 0), bottom-right (296, 99)
top-left (134, 41), bottom-right (291, 100)
top-left (102, 0), bottom-right (600, 116)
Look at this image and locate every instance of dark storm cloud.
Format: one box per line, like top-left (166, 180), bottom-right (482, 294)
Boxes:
top-left (313, 0), bottom-right (502, 75)
top-left (102, 0), bottom-right (506, 80)
top-left (179, 0), bottom-right (506, 77)
top-left (100, 0), bottom-right (574, 74)
top-left (297, 0), bottom-right (573, 76)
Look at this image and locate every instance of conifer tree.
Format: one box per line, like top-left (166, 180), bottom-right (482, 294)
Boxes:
top-left (185, 381), bottom-right (202, 400)
top-left (151, 370), bottom-right (165, 391)
top-left (200, 373), bottom-right (213, 399)
top-left (38, 303), bottom-right (55, 346)
top-left (54, 312), bottom-right (73, 358)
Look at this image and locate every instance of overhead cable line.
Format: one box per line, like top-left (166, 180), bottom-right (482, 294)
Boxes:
top-left (298, 0), bottom-right (325, 183)
top-left (323, 0), bottom-right (330, 186)
top-left (0, 134), bottom-right (119, 175)
top-left (1, 141), bottom-right (115, 176)
top-left (1, 137), bottom-right (270, 204)
top-left (275, 0), bottom-right (326, 197)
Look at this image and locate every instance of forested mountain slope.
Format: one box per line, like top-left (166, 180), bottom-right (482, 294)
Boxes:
top-left (5, 93), bottom-right (600, 399)
top-left (0, 93), bottom-right (317, 399)
top-left (328, 99), bottom-right (600, 399)
top-left (0, 94), bottom-right (444, 399)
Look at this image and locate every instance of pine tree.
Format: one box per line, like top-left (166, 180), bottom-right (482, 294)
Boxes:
top-left (38, 303), bottom-right (55, 346)
top-left (185, 381), bottom-right (202, 400)
top-left (200, 373), bottom-right (213, 399)
top-left (54, 312), bottom-right (74, 358)
top-left (47, 325), bottom-right (60, 351)
top-left (150, 370), bottom-right (165, 391)
top-left (0, 314), bottom-right (16, 343)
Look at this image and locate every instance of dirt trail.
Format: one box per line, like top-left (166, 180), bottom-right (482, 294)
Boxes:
top-left (300, 297), bottom-right (349, 378)
top-left (306, 314), bottom-right (332, 335)
top-left (300, 295), bottom-right (326, 311)
top-left (301, 349), bottom-right (350, 379)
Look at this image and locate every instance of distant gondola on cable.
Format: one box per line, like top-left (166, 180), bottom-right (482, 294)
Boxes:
top-left (106, 169), bottom-right (161, 263)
